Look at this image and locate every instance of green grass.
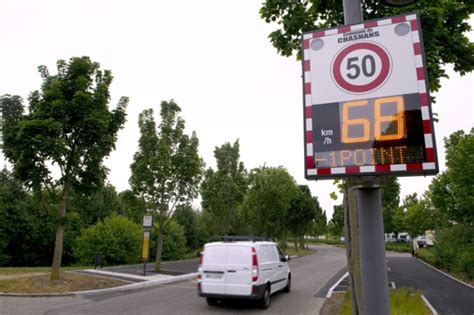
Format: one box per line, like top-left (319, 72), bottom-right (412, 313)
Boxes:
top-left (417, 248), bottom-right (437, 265)
top-left (341, 288), bottom-right (430, 315)
top-left (385, 242), bottom-right (411, 253)
top-left (284, 247), bottom-right (316, 257)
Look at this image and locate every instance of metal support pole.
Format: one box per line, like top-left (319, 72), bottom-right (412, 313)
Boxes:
top-left (357, 187), bottom-right (390, 314)
top-left (342, 1), bottom-right (390, 313)
top-left (343, 0), bottom-right (363, 24)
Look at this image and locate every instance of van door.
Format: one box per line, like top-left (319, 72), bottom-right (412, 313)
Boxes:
top-left (225, 245), bottom-right (253, 296)
top-left (200, 245), bottom-right (227, 294)
top-left (273, 245), bottom-right (288, 291)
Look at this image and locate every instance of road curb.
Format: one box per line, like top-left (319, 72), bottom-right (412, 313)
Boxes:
top-left (421, 294), bottom-right (438, 315)
top-left (75, 272), bottom-right (198, 297)
top-left (0, 272), bottom-right (199, 298)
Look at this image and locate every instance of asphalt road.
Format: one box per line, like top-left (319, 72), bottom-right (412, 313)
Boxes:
top-left (387, 253), bottom-right (474, 315)
top-left (0, 245), bottom-right (347, 315)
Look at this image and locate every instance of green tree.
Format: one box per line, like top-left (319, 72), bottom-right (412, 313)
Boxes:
top-left (382, 176), bottom-right (401, 235)
top-left (200, 140), bottom-right (247, 236)
top-left (402, 193), bottom-right (447, 238)
top-left (2, 58), bottom-right (127, 279)
top-left (0, 168), bottom-right (57, 266)
top-left (118, 190), bottom-right (147, 225)
top-left (74, 213), bottom-right (142, 266)
top-left (130, 101), bottom-right (202, 271)
top-left (151, 220), bottom-right (187, 261)
top-left (329, 204), bottom-right (345, 237)
top-left (312, 210), bottom-right (328, 237)
top-left (259, 0), bottom-right (473, 93)
top-left (174, 205), bottom-right (200, 250)
top-left (239, 166), bottom-right (298, 239)
top-left (287, 185), bottom-right (321, 250)
top-left (430, 129), bottom-right (474, 225)
top-left (70, 184), bottom-right (123, 227)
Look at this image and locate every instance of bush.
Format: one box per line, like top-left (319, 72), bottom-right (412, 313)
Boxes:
top-left (385, 242), bottom-right (411, 253)
top-left (418, 248), bottom-right (437, 265)
top-left (433, 224), bottom-right (474, 280)
top-left (74, 213), bottom-right (142, 266)
top-left (151, 220), bottom-right (187, 261)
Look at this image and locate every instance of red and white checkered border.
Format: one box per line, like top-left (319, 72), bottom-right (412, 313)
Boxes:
top-left (303, 13), bottom-right (437, 177)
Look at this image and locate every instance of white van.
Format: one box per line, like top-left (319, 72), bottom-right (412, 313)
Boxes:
top-left (197, 240), bottom-right (291, 309)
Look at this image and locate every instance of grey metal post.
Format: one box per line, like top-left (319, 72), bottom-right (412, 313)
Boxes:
top-left (342, 1), bottom-right (390, 314)
top-left (357, 187), bottom-right (390, 314)
top-left (343, 0), bottom-right (363, 24)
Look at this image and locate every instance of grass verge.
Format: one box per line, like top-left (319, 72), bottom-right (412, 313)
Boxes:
top-left (284, 247), bottom-right (316, 257)
top-left (417, 247), bottom-right (474, 286)
top-left (0, 271), bottom-right (128, 294)
top-left (322, 288), bottom-right (431, 315)
top-left (385, 242), bottom-right (411, 253)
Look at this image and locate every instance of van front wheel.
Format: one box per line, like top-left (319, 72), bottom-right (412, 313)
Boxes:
top-left (283, 274), bottom-right (291, 293)
top-left (259, 286), bottom-right (271, 309)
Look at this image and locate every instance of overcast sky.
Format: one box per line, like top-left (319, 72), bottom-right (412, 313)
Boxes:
top-left (1, 0), bottom-right (472, 220)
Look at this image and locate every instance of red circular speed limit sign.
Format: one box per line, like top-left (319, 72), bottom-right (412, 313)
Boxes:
top-left (332, 42), bottom-right (391, 94)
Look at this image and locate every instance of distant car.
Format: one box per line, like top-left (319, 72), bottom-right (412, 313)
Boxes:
top-left (197, 239), bottom-right (291, 309)
top-left (417, 236), bottom-right (427, 247)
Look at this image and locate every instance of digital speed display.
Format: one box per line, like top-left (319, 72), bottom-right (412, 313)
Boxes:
top-left (302, 13), bottom-right (438, 179)
top-left (312, 93), bottom-right (425, 168)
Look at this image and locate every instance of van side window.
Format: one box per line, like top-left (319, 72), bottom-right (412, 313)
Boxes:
top-left (258, 246), bottom-right (270, 263)
top-left (276, 245), bottom-right (285, 261)
top-left (269, 245), bottom-right (279, 262)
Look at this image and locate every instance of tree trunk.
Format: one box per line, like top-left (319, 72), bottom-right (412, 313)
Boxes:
top-left (299, 234), bottom-right (304, 250)
top-left (155, 225), bottom-right (164, 272)
top-left (294, 238), bottom-right (298, 251)
top-left (51, 183), bottom-right (70, 280)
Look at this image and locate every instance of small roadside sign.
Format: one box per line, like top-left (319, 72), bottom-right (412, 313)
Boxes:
top-left (143, 215), bottom-right (152, 228)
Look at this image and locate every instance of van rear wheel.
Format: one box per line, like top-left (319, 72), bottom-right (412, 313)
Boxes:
top-left (258, 286), bottom-right (271, 309)
top-left (206, 298), bottom-right (218, 306)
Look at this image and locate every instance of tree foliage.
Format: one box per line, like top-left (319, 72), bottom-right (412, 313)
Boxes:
top-left (430, 129), bottom-right (474, 225)
top-left (402, 193), bottom-right (447, 237)
top-left (287, 185), bottom-right (321, 249)
top-left (329, 204), bottom-right (344, 237)
top-left (174, 205), bottom-right (201, 250)
top-left (118, 190), bottom-right (147, 225)
top-left (151, 220), bottom-right (187, 261)
top-left (0, 169), bottom-right (57, 266)
top-left (1, 57), bottom-right (127, 279)
top-left (382, 176), bottom-right (401, 234)
top-left (130, 101), bottom-right (202, 271)
top-left (200, 140), bottom-right (247, 236)
top-left (239, 166), bottom-right (298, 239)
top-left (259, 0), bottom-right (474, 93)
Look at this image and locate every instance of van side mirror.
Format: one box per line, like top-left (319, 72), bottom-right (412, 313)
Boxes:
top-left (281, 255), bottom-right (290, 262)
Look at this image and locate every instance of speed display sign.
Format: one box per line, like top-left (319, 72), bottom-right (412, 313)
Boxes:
top-left (302, 13), bottom-right (438, 179)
